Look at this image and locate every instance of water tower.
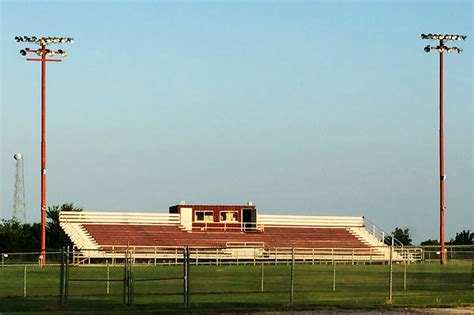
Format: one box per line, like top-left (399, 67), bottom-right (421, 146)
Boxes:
top-left (13, 153), bottom-right (26, 223)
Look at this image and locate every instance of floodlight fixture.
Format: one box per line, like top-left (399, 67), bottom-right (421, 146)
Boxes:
top-left (57, 49), bottom-right (68, 57)
top-left (421, 33), bottom-right (467, 41)
top-left (14, 35), bottom-right (73, 267)
top-left (421, 32), bottom-right (466, 265)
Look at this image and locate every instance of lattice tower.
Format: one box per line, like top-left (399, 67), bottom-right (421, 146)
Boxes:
top-left (13, 153), bottom-right (26, 222)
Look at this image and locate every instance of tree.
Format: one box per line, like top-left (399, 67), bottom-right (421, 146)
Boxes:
top-left (46, 203), bottom-right (83, 250)
top-left (388, 227), bottom-right (412, 246)
top-left (420, 239), bottom-right (439, 246)
top-left (0, 219), bottom-right (24, 251)
top-left (448, 230), bottom-right (473, 245)
top-left (0, 219), bottom-right (41, 251)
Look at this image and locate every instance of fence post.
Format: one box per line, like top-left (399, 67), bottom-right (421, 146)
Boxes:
top-left (123, 247), bottom-right (133, 307)
top-left (388, 238), bottom-right (393, 304)
top-left (332, 261), bottom-right (336, 292)
top-left (123, 250), bottom-right (127, 305)
top-left (260, 262), bottom-right (264, 292)
top-left (59, 247), bottom-right (65, 307)
top-left (312, 248), bottom-right (315, 265)
top-left (403, 246), bottom-right (407, 291)
top-left (254, 248), bottom-right (256, 266)
top-left (65, 246), bottom-right (70, 305)
top-left (183, 247), bottom-right (190, 307)
top-left (107, 261), bottom-right (110, 294)
top-left (112, 246), bottom-right (115, 265)
top-left (275, 248), bottom-right (278, 265)
top-left (129, 253), bottom-right (134, 307)
top-left (123, 247), bottom-right (134, 306)
top-left (23, 265), bottom-right (27, 297)
top-left (289, 247), bottom-right (295, 305)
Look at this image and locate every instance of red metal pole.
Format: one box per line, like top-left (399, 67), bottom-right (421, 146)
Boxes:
top-left (439, 44), bottom-right (446, 265)
top-left (40, 45), bottom-right (47, 267)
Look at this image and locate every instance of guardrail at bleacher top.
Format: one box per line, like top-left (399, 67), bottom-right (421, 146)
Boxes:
top-left (59, 211), bottom-right (180, 225)
top-left (257, 214), bottom-right (364, 227)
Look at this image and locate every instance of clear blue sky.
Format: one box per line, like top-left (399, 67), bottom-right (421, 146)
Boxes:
top-left (1, 0), bottom-right (472, 243)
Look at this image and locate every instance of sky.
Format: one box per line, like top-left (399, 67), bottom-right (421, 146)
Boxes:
top-left (0, 0), bottom-right (472, 244)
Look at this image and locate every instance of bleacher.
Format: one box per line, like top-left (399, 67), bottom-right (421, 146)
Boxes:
top-left (60, 211), bottom-right (396, 262)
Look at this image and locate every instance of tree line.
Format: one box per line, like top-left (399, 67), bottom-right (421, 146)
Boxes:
top-left (0, 203), bottom-right (82, 252)
top-left (0, 204), bottom-right (472, 252)
top-left (388, 227), bottom-right (473, 246)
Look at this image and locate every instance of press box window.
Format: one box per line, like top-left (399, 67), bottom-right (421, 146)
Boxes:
top-left (220, 211), bottom-right (238, 222)
top-left (195, 211), bottom-right (214, 222)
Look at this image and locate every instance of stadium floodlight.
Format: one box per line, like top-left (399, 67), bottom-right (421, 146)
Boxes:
top-left (57, 49), bottom-right (68, 57)
top-left (14, 35), bottom-right (73, 267)
top-left (421, 33), bottom-right (467, 41)
top-left (421, 33), bottom-right (466, 265)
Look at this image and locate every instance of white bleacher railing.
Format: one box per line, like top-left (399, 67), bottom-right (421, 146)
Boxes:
top-left (258, 214), bottom-right (364, 227)
top-left (362, 216), bottom-right (404, 246)
top-left (59, 211), bottom-right (180, 225)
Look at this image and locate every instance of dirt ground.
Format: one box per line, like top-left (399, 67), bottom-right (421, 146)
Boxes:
top-left (240, 307), bottom-right (474, 314)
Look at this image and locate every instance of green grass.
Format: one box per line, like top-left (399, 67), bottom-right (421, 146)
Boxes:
top-left (0, 260), bottom-right (472, 313)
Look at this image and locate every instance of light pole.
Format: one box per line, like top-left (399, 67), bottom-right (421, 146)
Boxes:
top-left (15, 36), bottom-right (73, 266)
top-left (421, 33), bottom-right (466, 265)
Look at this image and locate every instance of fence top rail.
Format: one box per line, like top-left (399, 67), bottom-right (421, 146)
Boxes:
top-left (4, 245), bottom-right (472, 255)
top-left (79, 245), bottom-right (406, 252)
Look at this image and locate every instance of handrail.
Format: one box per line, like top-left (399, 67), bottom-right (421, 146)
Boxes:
top-left (363, 216), bottom-right (405, 246)
top-left (258, 214), bottom-right (364, 227)
top-left (226, 242), bottom-right (266, 248)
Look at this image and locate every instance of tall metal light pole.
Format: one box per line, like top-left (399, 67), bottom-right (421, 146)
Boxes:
top-left (15, 36), bottom-right (73, 266)
top-left (421, 33), bottom-right (466, 265)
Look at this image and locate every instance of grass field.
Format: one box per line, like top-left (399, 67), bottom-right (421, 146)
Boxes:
top-left (0, 260), bottom-right (472, 313)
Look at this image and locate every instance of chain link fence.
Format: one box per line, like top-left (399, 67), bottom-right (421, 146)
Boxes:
top-left (0, 246), bottom-right (472, 312)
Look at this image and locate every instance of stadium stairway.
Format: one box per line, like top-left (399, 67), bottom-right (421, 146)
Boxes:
top-left (348, 227), bottom-right (403, 261)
